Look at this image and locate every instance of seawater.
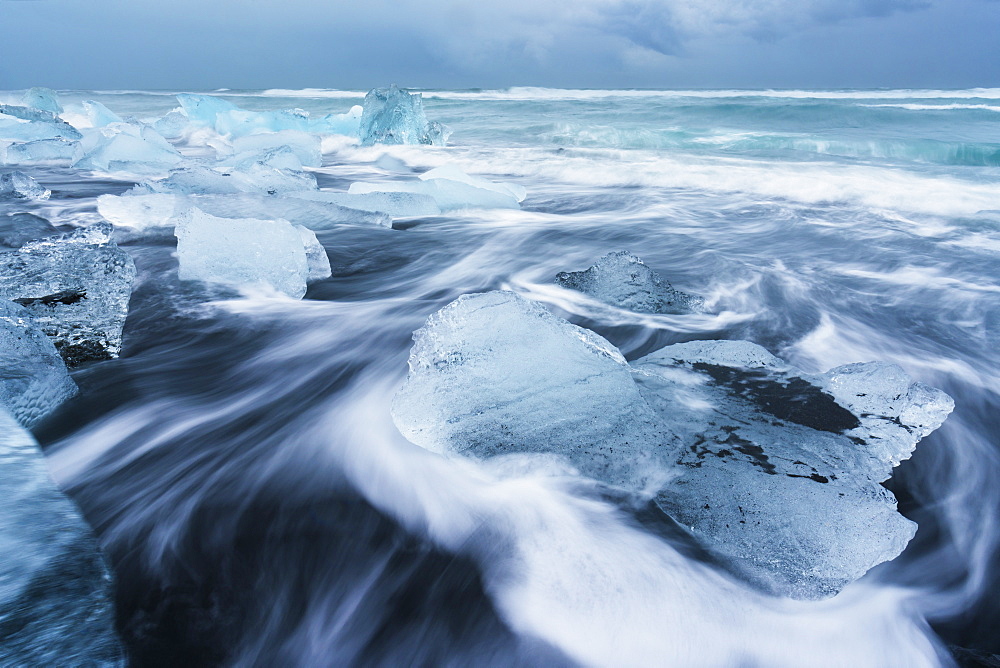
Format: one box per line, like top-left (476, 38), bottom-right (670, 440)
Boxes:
top-left (8, 88), bottom-right (999, 665)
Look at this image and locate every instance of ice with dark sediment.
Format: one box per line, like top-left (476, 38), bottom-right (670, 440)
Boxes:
top-left (0, 212), bottom-right (59, 248)
top-left (392, 291), bottom-right (682, 492)
top-left (0, 222), bottom-right (136, 365)
top-left (392, 290), bottom-right (954, 599)
top-left (0, 407), bottom-right (124, 666)
top-left (0, 171), bottom-right (50, 201)
top-left (72, 122), bottom-right (183, 173)
top-left (3, 138), bottom-right (79, 165)
top-left (0, 104), bottom-right (82, 142)
top-left (97, 192), bottom-right (391, 236)
top-left (174, 208), bottom-right (318, 298)
top-left (0, 300), bottom-right (77, 428)
top-left (556, 251), bottom-right (704, 315)
top-left (632, 340), bottom-right (953, 598)
top-left (359, 85), bottom-right (449, 146)
top-left (21, 87), bottom-right (63, 114)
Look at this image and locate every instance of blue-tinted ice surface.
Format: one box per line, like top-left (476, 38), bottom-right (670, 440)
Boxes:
top-left (359, 85), bottom-right (449, 146)
top-left (134, 163), bottom-right (317, 196)
top-left (174, 208), bottom-right (314, 298)
top-left (392, 291), bottom-right (954, 599)
top-left (349, 177), bottom-right (520, 211)
top-left (174, 94), bottom-right (361, 138)
top-left (392, 291), bottom-right (681, 492)
top-left (0, 407), bottom-right (123, 665)
top-left (0, 300), bottom-right (77, 428)
top-left (3, 139), bottom-right (79, 165)
top-left (0, 223), bottom-right (136, 365)
top-left (21, 87), bottom-right (62, 114)
top-left (556, 251), bottom-right (704, 314)
top-left (0, 105), bottom-right (81, 142)
top-left (81, 100), bottom-right (123, 128)
top-left (0, 171), bottom-right (50, 201)
top-left (73, 123), bottom-right (182, 173)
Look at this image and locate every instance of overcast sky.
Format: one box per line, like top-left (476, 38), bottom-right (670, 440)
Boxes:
top-left (1, 0), bottom-right (997, 90)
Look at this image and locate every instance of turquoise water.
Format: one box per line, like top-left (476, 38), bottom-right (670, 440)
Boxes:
top-left (4, 88), bottom-right (999, 665)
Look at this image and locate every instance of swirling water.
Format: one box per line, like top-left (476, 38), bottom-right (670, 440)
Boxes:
top-left (9, 88), bottom-right (1000, 665)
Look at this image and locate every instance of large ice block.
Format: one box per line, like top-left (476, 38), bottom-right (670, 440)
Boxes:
top-left (0, 171), bottom-right (50, 201)
top-left (225, 131), bottom-right (322, 168)
top-left (0, 213), bottom-right (59, 248)
top-left (0, 223), bottom-right (136, 365)
top-left (81, 100), bottom-right (123, 128)
top-left (174, 94), bottom-right (361, 138)
top-left (348, 178), bottom-right (519, 211)
top-left (0, 408), bottom-right (124, 665)
top-left (632, 340), bottom-right (953, 598)
top-left (136, 163), bottom-right (316, 196)
top-left (0, 300), bottom-right (77, 428)
top-left (73, 123), bottom-right (182, 173)
top-left (420, 165), bottom-right (526, 202)
top-left (174, 208), bottom-right (311, 298)
top-left (391, 291), bottom-right (681, 491)
top-left (0, 105), bottom-right (82, 142)
top-left (359, 85), bottom-right (448, 146)
top-left (98, 192), bottom-right (391, 235)
top-left (3, 138), bottom-right (79, 165)
top-left (289, 189), bottom-right (440, 218)
top-left (392, 292), bottom-right (954, 599)
top-left (21, 87), bottom-right (62, 114)
top-left (556, 251), bottom-right (703, 314)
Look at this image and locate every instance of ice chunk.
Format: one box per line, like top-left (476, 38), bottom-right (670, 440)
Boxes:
top-left (391, 291), bottom-right (681, 491)
top-left (0, 408), bottom-right (124, 665)
top-left (217, 146), bottom-right (306, 172)
top-left (21, 87), bottom-right (63, 114)
top-left (98, 192), bottom-right (391, 235)
top-left (152, 109), bottom-right (190, 139)
top-left (0, 213), bottom-right (59, 248)
top-left (136, 163), bottom-right (316, 196)
top-left (0, 171), bottom-right (50, 201)
top-left (0, 105), bottom-right (82, 142)
top-left (348, 178), bottom-right (519, 211)
top-left (81, 100), bottom-right (123, 127)
top-left (632, 340), bottom-right (954, 598)
top-left (556, 251), bottom-right (704, 315)
top-left (359, 85), bottom-right (448, 146)
top-left (0, 223), bottom-right (136, 365)
top-left (289, 189), bottom-right (440, 218)
top-left (224, 131), bottom-right (322, 167)
top-left (72, 123), bottom-right (182, 173)
top-left (176, 93), bottom-right (238, 127)
top-left (174, 94), bottom-right (361, 139)
top-left (174, 208), bottom-right (310, 298)
top-left (420, 165), bottom-right (526, 202)
top-left (295, 225), bottom-right (332, 282)
top-left (0, 300), bottom-right (77, 428)
top-left (3, 138), bottom-right (78, 165)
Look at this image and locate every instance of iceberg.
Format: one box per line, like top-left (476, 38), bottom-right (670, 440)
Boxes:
top-left (392, 291), bottom-right (954, 599)
top-left (72, 123), bottom-right (182, 173)
top-left (359, 85), bottom-right (448, 146)
top-left (0, 407), bottom-right (124, 665)
top-left (224, 130), bottom-right (322, 168)
top-left (392, 291), bottom-right (681, 491)
top-left (0, 105), bottom-right (82, 142)
top-left (0, 212), bottom-right (59, 248)
top-left (0, 223), bottom-right (136, 365)
top-left (81, 100), bottom-right (123, 128)
top-left (98, 192), bottom-right (391, 235)
top-left (289, 189), bottom-right (440, 218)
top-left (135, 163), bottom-right (316, 196)
top-left (3, 138), bottom-right (79, 165)
top-left (632, 340), bottom-right (953, 598)
top-left (556, 251), bottom-right (704, 314)
top-left (420, 165), bottom-right (526, 202)
top-left (0, 171), bottom-right (51, 201)
top-left (174, 208), bottom-right (312, 298)
top-left (0, 300), bottom-right (77, 428)
top-left (21, 87), bottom-right (62, 114)
top-left (348, 178), bottom-right (519, 211)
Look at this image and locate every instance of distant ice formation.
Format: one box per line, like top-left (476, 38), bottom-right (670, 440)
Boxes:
top-left (359, 85), bottom-right (449, 146)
